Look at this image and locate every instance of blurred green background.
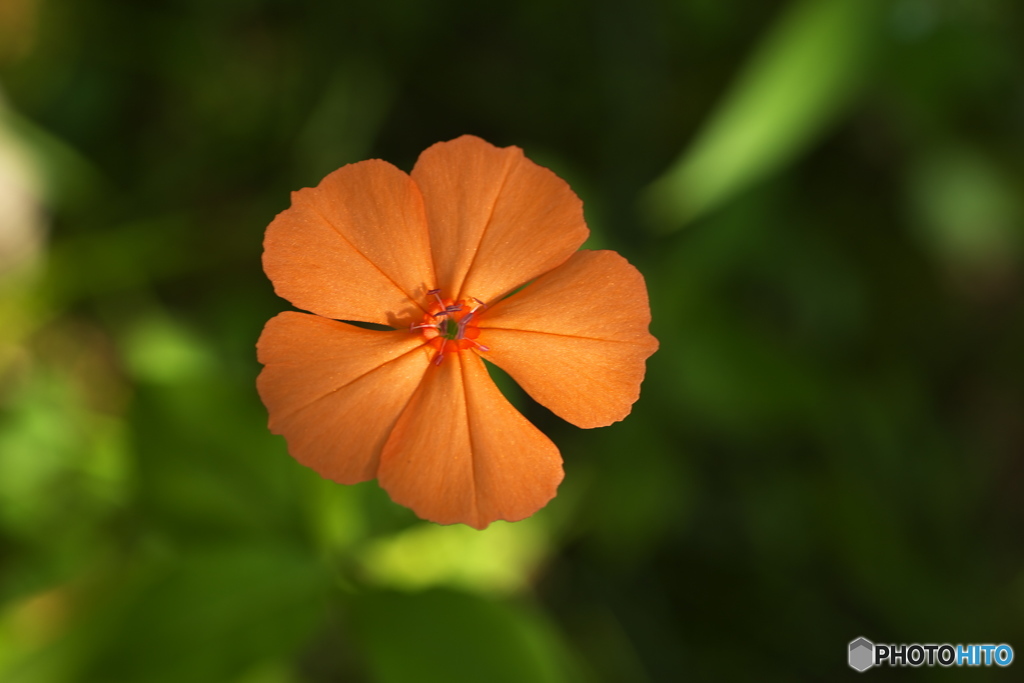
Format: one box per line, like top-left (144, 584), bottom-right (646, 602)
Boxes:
top-left (1, 0), bottom-right (1022, 680)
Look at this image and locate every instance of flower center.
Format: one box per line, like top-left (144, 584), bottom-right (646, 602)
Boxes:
top-left (410, 289), bottom-right (489, 365)
top-left (441, 317), bottom-right (460, 340)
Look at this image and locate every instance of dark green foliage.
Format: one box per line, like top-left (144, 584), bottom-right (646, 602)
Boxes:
top-left (1, 0), bottom-right (1022, 680)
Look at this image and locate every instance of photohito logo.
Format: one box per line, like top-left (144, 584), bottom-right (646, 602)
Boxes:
top-left (848, 637), bottom-right (1014, 671)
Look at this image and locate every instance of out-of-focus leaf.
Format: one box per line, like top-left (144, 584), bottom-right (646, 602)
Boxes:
top-left (130, 371), bottom-right (305, 542)
top-left (6, 544), bottom-right (329, 683)
top-left (294, 60), bottom-right (395, 181)
top-left (44, 216), bottom-right (196, 305)
top-left (0, 332), bottom-right (130, 600)
top-left (569, 414), bottom-right (693, 569)
top-left (644, 0), bottom-right (884, 229)
top-left (357, 519), bottom-right (549, 595)
top-left (907, 144), bottom-right (1020, 269)
top-left (349, 589), bottom-right (580, 683)
top-left (0, 586), bottom-right (74, 681)
top-left (667, 308), bottom-right (826, 432)
top-left (123, 312), bottom-right (217, 385)
top-left (87, 545), bottom-right (327, 683)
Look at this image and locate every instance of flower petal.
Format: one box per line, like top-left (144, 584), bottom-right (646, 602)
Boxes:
top-left (256, 312), bottom-right (431, 484)
top-left (478, 250), bottom-right (658, 429)
top-left (378, 352), bottom-right (563, 529)
top-left (263, 160), bottom-right (435, 326)
top-left (411, 135), bottom-right (589, 304)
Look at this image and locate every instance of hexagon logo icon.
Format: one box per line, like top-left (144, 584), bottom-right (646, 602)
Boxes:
top-left (849, 637), bottom-right (874, 672)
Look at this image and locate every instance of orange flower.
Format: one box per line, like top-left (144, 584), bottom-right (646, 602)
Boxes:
top-left (256, 136), bottom-right (658, 529)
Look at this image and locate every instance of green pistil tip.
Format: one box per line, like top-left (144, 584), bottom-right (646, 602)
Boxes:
top-left (442, 318), bottom-right (460, 340)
